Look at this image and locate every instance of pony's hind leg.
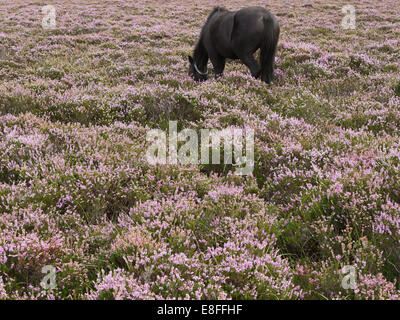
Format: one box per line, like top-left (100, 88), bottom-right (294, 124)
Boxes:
top-left (239, 54), bottom-right (261, 79)
top-left (260, 48), bottom-right (275, 84)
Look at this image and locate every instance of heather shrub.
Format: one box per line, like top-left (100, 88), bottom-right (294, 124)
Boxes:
top-left (392, 81), bottom-right (400, 97)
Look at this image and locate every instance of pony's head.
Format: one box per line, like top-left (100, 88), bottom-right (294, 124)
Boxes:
top-left (188, 56), bottom-right (208, 82)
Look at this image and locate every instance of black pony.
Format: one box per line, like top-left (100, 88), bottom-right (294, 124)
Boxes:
top-left (188, 6), bottom-right (280, 84)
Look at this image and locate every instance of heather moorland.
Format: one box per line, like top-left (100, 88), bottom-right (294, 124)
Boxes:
top-left (0, 0), bottom-right (400, 299)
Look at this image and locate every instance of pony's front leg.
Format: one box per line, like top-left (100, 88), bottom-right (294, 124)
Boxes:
top-left (209, 54), bottom-right (226, 78)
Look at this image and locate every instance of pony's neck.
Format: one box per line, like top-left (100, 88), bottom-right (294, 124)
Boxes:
top-left (193, 39), bottom-right (208, 72)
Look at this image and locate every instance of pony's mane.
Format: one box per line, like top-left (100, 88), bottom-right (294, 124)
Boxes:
top-left (205, 6), bottom-right (227, 24)
top-left (200, 7), bottom-right (227, 37)
top-left (193, 7), bottom-right (228, 70)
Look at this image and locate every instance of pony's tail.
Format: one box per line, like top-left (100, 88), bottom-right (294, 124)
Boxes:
top-left (260, 16), bottom-right (280, 84)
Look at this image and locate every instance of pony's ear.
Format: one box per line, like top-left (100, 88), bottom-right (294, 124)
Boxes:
top-left (188, 56), bottom-right (194, 64)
